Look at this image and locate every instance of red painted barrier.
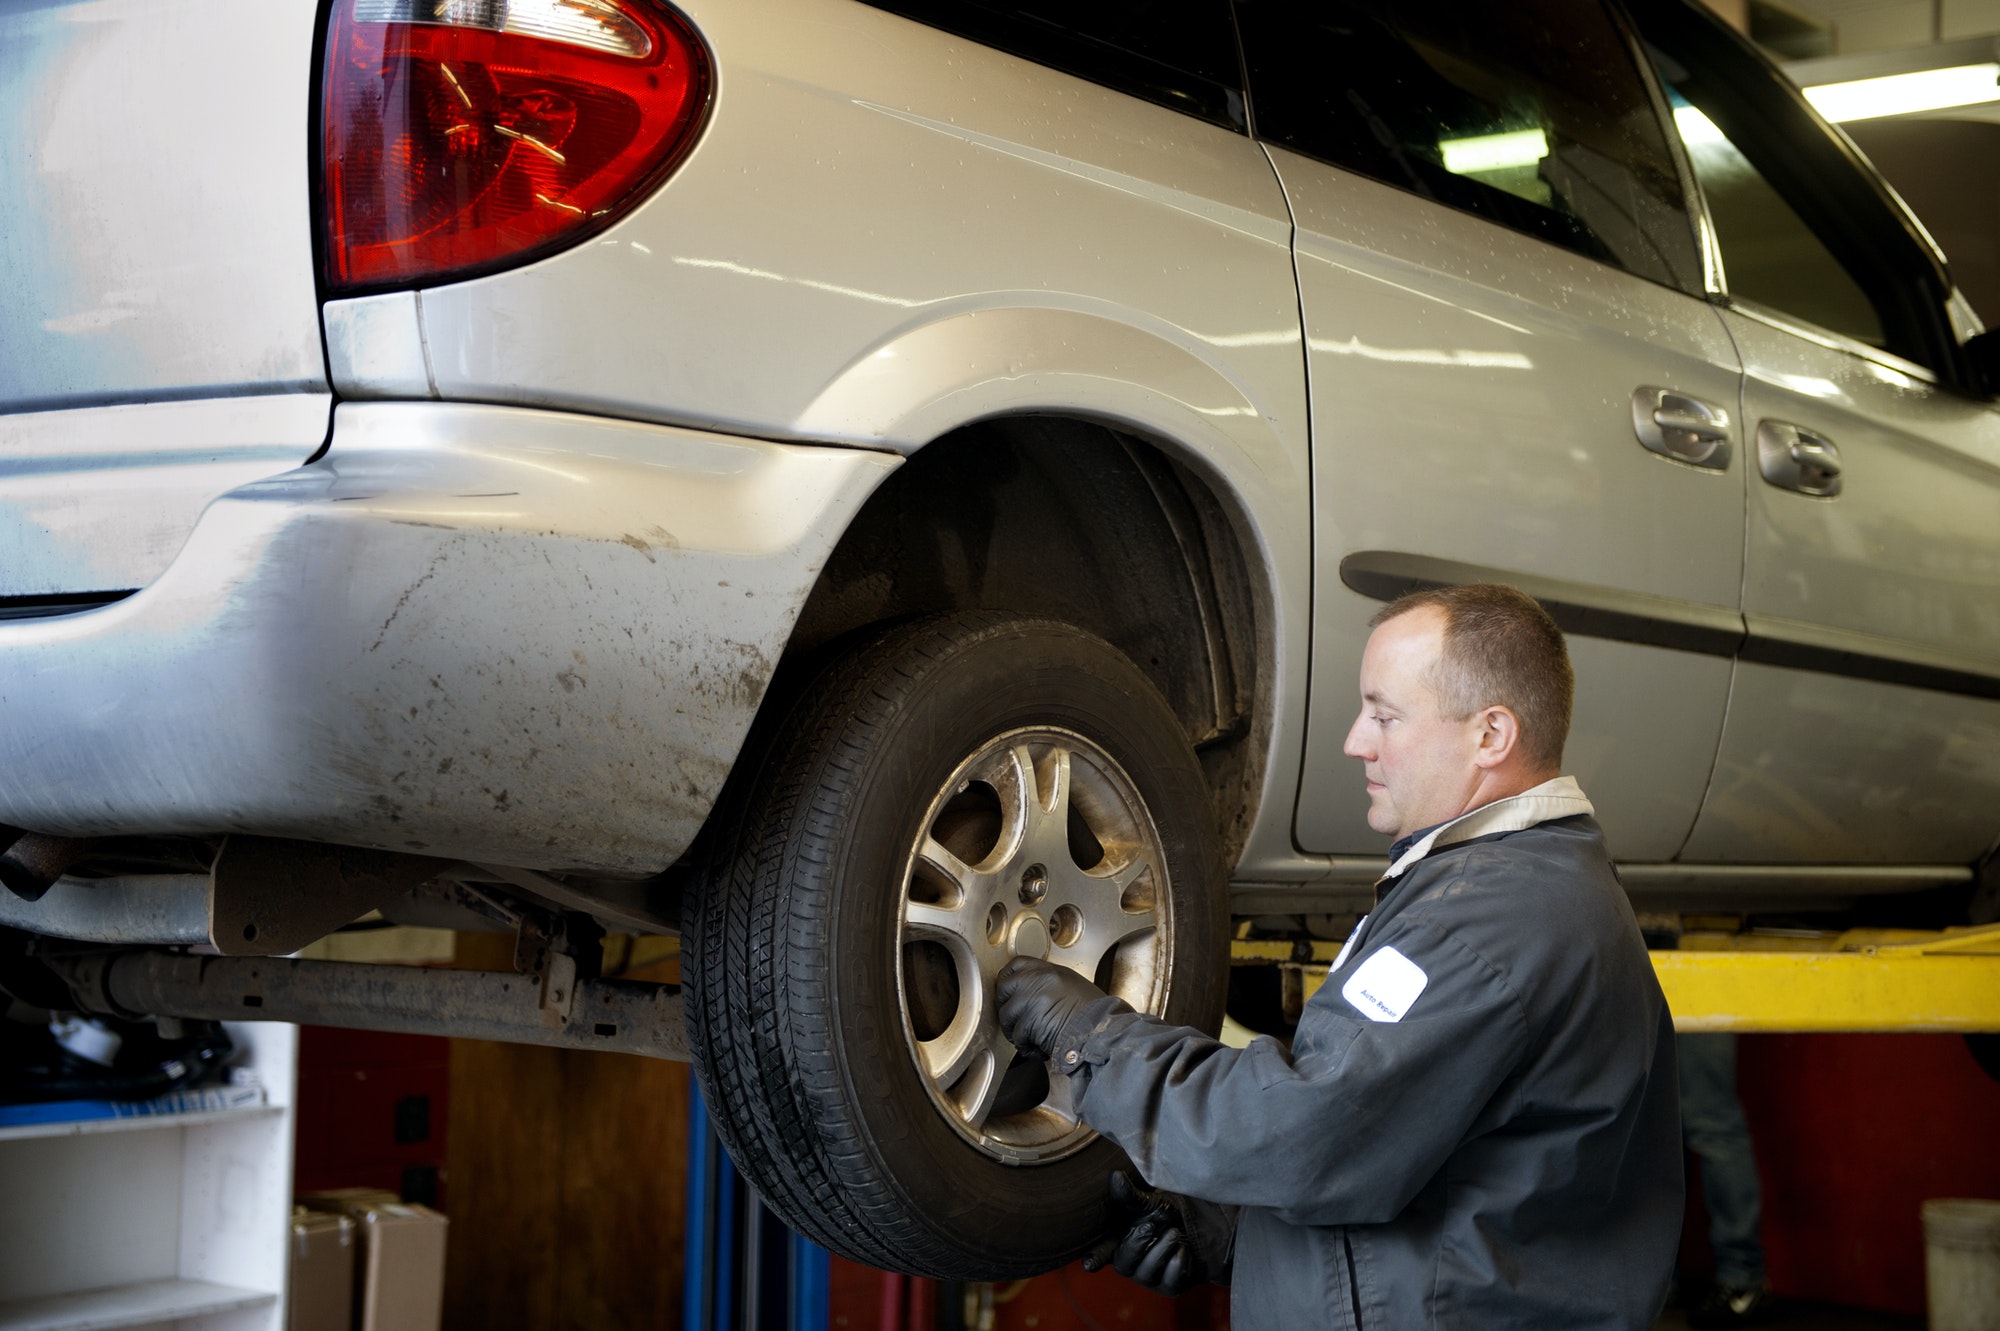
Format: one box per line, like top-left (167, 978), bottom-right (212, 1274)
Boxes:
top-left (1715, 1034), bottom-right (2000, 1316)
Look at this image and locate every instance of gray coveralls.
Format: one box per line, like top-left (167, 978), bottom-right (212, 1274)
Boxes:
top-left (1053, 778), bottom-right (1682, 1329)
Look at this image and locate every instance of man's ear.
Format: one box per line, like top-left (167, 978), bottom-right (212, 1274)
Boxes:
top-left (1472, 705), bottom-right (1522, 771)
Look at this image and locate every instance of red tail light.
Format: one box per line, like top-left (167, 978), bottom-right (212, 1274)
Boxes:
top-left (321, 0), bottom-right (710, 293)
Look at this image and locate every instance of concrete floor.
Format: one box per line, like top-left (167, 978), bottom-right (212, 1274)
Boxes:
top-left (1654, 1301), bottom-right (1924, 1329)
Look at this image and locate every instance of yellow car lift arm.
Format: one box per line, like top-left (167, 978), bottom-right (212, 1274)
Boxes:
top-left (1232, 923), bottom-right (2000, 1034)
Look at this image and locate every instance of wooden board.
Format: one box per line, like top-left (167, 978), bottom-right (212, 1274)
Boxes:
top-left (442, 932), bottom-right (690, 1331)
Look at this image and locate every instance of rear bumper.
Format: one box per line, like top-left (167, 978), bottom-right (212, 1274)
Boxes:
top-left (0, 402), bottom-right (897, 874)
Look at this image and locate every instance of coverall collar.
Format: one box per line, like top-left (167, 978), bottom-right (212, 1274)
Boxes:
top-left (1380, 775), bottom-right (1593, 882)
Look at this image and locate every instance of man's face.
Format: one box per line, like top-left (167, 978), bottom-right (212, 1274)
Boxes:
top-left (1342, 606), bottom-right (1485, 841)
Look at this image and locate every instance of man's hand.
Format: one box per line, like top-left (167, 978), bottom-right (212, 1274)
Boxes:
top-left (995, 956), bottom-right (1107, 1062)
top-left (1084, 1171), bottom-right (1235, 1295)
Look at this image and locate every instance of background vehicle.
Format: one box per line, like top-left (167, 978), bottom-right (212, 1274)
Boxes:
top-left (2, 0), bottom-right (1997, 1277)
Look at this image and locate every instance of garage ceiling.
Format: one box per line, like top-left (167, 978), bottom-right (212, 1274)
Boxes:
top-left (1774, 0), bottom-right (2000, 53)
top-left (1714, 0), bottom-right (2000, 324)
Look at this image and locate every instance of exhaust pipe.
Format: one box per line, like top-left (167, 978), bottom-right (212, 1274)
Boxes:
top-left (0, 833), bottom-right (95, 904)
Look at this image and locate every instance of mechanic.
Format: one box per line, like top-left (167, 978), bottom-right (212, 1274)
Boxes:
top-left (997, 583), bottom-right (1682, 1329)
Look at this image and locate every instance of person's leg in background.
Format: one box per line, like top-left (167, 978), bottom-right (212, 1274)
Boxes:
top-left (1678, 1032), bottom-right (1776, 1328)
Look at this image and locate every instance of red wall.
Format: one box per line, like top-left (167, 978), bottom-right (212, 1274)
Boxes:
top-left (1729, 1034), bottom-right (2000, 1315)
top-left (293, 1026), bottom-right (452, 1204)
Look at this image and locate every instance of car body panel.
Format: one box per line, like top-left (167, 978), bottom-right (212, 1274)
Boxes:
top-left (0, 0), bottom-right (328, 595)
top-left (0, 395), bottom-right (332, 597)
top-left (1682, 306), bottom-right (2000, 863)
top-left (0, 0), bottom-right (325, 410)
top-left (0, 403), bottom-right (899, 875)
top-left (1271, 148), bottom-right (1746, 861)
top-left (1684, 663), bottom-right (2000, 864)
top-left (406, 0), bottom-right (1302, 453)
top-left (335, 0), bottom-right (1320, 882)
top-left (324, 293), bottom-right (433, 401)
top-left (1725, 310), bottom-right (2000, 665)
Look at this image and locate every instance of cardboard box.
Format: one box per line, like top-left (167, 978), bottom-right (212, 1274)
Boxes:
top-left (299, 1187), bottom-right (401, 1218)
top-left (299, 1190), bottom-right (449, 1331)
top-left (289, 1207), bottom-right (355, 1331)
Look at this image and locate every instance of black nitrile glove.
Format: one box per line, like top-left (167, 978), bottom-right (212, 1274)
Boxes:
top-left (1085, 1171), bottom-right (1236, 1295)
top-left (995, 956), bottom-right (1109, 1062)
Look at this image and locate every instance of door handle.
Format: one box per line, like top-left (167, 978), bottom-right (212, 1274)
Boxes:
top-left (1632, 387), bottom-right (1731, 469)
top-left (1755, 420), bottom-right (1843, 497)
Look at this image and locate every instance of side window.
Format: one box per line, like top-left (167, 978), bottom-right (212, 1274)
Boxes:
top-left (863, 0), bottom-right (1245, 129)
top-left (1656, 72), bottom-right (1884, 348)
top-left (1234, 0), bottom-right (1702, 291)
top-left (1628, 0), bottom-right (1954, 371)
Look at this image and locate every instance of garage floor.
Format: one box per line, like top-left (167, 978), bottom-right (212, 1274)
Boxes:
top-left (1654, 1305), bottom-right (1922, 1329)
top-left (819, 1264), bottom-right (1941, 1331)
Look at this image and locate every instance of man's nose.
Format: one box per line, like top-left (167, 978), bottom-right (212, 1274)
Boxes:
top-left (1342, 713), bottom-right (1371, 760)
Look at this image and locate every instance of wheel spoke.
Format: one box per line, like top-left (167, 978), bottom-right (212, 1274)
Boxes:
top-left (1074, 852), bottom-right (1148, 915)
top-left (905, 899), bottom-right (971, 943)
top-left (1051, 852), bottom-right (1157, 975)
top-left (1017, 745), bottom-right (1075, 862)
top-left (915, 835), bottom-right (978, 895)
top-left (1039, 1071), bottom-right (1082, 1131)
top-left (1067, 904), bottom-right (1159, 977)
top-left (920, 1003), bottom-right (984, 1088)
top-left (1040, 746), bottom-right (1072, 818)
top-left (907, 837), bottom-right (986, 944)
top-left (981, 747), bottom-right (1034, 869)
top-left (949, 1030), bottom-right (1017, 1132)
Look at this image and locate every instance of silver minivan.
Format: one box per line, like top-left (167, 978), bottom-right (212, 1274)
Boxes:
top-left (3, 0), bottom-right (1996, 1276)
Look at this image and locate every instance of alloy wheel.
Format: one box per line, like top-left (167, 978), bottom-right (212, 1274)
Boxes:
top-left (895, 726), bottom-right (1172, 1163)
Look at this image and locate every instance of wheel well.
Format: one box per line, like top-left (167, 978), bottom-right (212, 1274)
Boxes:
top-left (785, 415), bottom-right (1265, 861)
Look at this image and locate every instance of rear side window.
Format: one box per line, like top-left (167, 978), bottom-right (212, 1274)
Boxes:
top-left (1236, 0), bottom-right (1701, 291)
top-left (863, 0), bottom-right (1245, 129)
top-left (1625, 0), bottom-right (1957, 372)
top-left (1659, 78), bottom-right (1884, 347)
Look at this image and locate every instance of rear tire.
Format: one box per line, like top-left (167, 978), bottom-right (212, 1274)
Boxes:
top-left (683, 614), bottom-right (1227, 1277)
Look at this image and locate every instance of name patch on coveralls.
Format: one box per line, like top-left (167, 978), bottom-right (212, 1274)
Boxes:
top-left (1341, 946), bottom-right (1428, 1022)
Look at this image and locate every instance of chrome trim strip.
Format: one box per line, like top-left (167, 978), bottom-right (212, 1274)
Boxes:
top-left (1339, 550), bottom-right (2000, 698)
top-left (1230, 862), bottom-right (1970, 915)
top-left (1337, 550), bottom-right (1744, 655)
top-left (1740, 614), bottom-right (2000, 701)
top-left (1615, 863), bottom-right (1971, 888)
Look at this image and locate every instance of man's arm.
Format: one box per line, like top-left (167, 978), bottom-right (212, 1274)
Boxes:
top-left (1017, 912), bottom-right (1533, 1228)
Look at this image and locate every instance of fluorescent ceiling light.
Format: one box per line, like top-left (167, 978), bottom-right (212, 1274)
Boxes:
top-left (1439, 127), bottom-right (1548, 174)
top-left (1799, 62), bottom-right (2000, 121)
top-left (1450, 66), bottom-right (2000, 169)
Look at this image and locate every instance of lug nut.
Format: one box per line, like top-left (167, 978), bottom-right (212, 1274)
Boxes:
top-left (1018, 864), bottom-right (1048, 906)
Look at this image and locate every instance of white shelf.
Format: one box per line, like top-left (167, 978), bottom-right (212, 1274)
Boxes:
top-left (0, 1278), bottom-right (275, 1331)
top-left (0, 1105), bottom-right (282, 1144)
top-left (0, 1023), bottom-right (295, 1331)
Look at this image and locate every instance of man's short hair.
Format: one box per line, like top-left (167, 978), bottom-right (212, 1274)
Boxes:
top-left (1369, 583), bottom-right (1573, 771)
